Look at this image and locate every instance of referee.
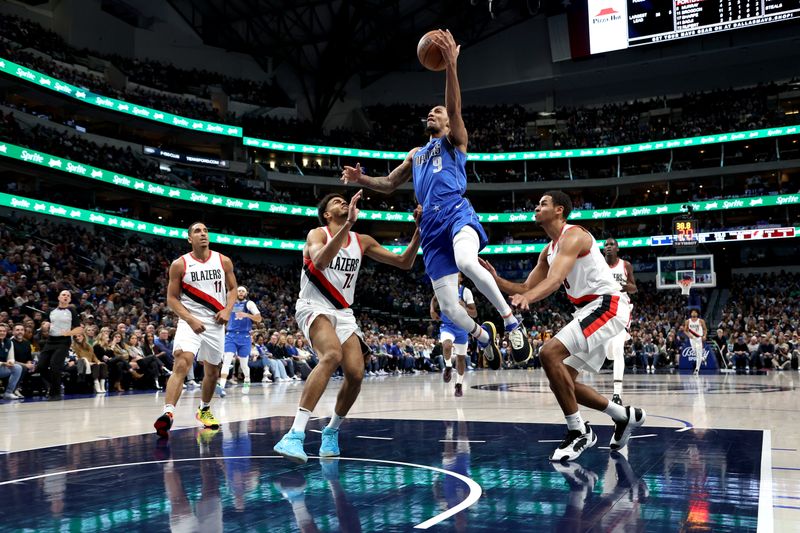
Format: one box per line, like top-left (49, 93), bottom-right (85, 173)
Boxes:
top-left (37, 290), bottom-right (83, 400)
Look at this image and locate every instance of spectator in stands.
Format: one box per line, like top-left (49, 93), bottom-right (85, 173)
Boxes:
top-left (757, 335), bottom-right (776, 369)
top-left (10, 324), bottom-right (34, 387)
top-left (70, 333), bottom-right (107, 393)
top-left (0, 324), bottom-right (23, 400)
top-left (746, 335), bottom-right (760, 369)
top-left (153, 328), bottom-right (174, 370)
top-left (731, 335), bottom-right (750, 370)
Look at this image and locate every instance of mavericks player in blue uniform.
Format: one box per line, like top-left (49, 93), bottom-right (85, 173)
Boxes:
top-left (341, 29), bottom-right (531, 363)
top-left (218, 286), bottom-right (262, 395)
top-left (431, 273), bottom-right (476, 397)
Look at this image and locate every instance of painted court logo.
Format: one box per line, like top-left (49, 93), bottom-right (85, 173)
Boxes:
top-left (593, 7), bottom-right (622, 22)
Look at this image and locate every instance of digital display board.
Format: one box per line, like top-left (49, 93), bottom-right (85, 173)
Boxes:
top-left (588, 0), bottom-right (800, 54)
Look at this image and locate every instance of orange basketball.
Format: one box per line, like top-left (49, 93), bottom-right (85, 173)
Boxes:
top-left (417, 30), bottom-right (446, 71)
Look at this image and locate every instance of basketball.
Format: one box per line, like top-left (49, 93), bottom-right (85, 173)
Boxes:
top-left (417, 30), bottom-right (446, 71)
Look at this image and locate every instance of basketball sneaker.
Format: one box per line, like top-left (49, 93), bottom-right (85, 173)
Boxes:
top-left (609, 406), bottom-right (646, 451)
top-left (215, 383), bottom-right (226, 398)
top-left (319, 427), bottom-right (340, 457)
top-left (479, 321), bottom-right (501, 369)
top-left (154, 412), bottom-right (174, 439)
top-left (611, 394), bottom-right (623, 406)
top-left (443, 366), bottom-right (453, 383)
top-left (508, 322), bottom-right (533, 364)
top-left (454, 383), bottom-right (463, 397)
top-left (274, 429), bottom-right (308, 463)
top-left (550, 422), bottom-right (597, 462)
top-left (196, 406), bottom-right (220, 429)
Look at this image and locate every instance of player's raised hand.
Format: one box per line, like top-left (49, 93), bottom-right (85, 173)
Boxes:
top-left (510, 292), bottom-right (531, 311)
top-left (413, 205), bottom-right (423, 226)
top-left (341, 163), bottom-right (363, 185)
top-left (431, 29), bottom-right (460, 67)
top-left (347, 189), bottom-right (363, 224)
top-left (478, 258), bottom-right (497, 278)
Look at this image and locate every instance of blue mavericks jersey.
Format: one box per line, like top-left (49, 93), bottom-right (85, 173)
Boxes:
top-left (412, 136), bottom-right (468, 212)
top-left (227, 300), bottom-right (253, 335)
top-left (440, 285), bottom-right (466, 330)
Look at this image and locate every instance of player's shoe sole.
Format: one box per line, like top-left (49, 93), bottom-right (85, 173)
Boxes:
top-left (508, 323), bottom-right (533, 364)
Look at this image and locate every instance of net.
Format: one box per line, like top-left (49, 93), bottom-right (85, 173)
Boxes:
top-left (678, 278), bottom-right (693, 297)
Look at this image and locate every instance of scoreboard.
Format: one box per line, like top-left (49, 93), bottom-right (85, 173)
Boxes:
top-left (588, 0), bottom-right (800, 54)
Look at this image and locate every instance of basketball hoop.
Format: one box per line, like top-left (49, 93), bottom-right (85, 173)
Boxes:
top-left (678, 278), bottom-right (693, 297)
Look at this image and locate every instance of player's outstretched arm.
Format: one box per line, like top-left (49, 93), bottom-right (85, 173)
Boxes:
top-left (479, 248), bottom-right (549, 296)
top-left (510, 231), bottom-right (590, 310)
top-left (215, 255), bottom-right (237, 325)
top-left (360, 205), bottom-right (422, 270)
top-left (624, 260), bottom-right (638, 294)
top-left (430, 29), bottom-right (467, 152)
top-left (307, 191), bottom-right (362, 270)
top-left (166, 259), bottom-right (205, 333)
top-left (340, 149), bottom-right (417, 194)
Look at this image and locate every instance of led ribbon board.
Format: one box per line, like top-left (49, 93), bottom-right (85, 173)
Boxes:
top-left (3, 193), bottom-right (797, 253)
top-left (3, 142), bottom-right (799, 223)
top-left (244, 124), bottom-right (800, 161)
top-left (0, 57), bottom-right (241, 137)
top-left (0, 55), bottom-right (796, 152)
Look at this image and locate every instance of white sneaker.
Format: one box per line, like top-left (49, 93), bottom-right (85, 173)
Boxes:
top-left (550, 422), bottom-right (597, 462)
top-left (610, 407), bottom-right (647, 451)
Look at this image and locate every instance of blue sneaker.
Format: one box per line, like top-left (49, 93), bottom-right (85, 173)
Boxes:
top-left (215, 383), bottom-right (226, 398)
top-left (273, 429), bottom-right (308, 463)
top-left (319, 427), bottom-right (341, 457)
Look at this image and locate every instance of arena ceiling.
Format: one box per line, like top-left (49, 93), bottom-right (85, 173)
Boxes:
top-left (167, 0), bottom-right (538, 124)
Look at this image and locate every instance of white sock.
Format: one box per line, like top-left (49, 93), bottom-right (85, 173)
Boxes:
top-left (613, 380), bottom-right (623, 396)
top-left (292, 407), bottom-right (311, 433)
top-left (200, 401), bottom-right (210, 410)
top-left (456, 372), bottom-right (464, 385)
top-left (445, 357), bottom-right (452, 368)
top-left (327, 413), bottom-right (345, 430)
top-left (565, 411), bottom-right (585, 432)
top-left (241, 359), bottom-right (251, 381)
top-left (219, 378), bottom-right (226, 387)
top-left (163, 403), bottom-right (175, 415)
top-left (453, 226), bottom-right (514, 320)
top-left (603, 400), bottom-right (627, 422)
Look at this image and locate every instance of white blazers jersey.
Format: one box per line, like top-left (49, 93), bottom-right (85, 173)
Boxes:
top-left (608, 259), bottom-right (628, 292)
top-left (300, 227), bottom-right (362, 310)
top-left (688, 318), bottom-right (704, 338)
top-left (180, 251), bottom-right (227, 318)
top-left (546, 224), bottom-right (621, 307)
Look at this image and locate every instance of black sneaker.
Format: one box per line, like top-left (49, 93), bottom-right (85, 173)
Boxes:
top-left (443, 367), bottom-right (453, 383)
top-left (549, 422), bottom-right (597, 462)
top-left (454, 383), bottom-right (463, 397)
top-left (610, 406), bottom-right (647, 450)
top-left (480, 322), bottom-right (502, 370)
top-left (508, 323), bottom-right (533, 364)
top-left (154, 412), bottom-right (174, 439)
top-left (611, 394), bottom-right (623, 406)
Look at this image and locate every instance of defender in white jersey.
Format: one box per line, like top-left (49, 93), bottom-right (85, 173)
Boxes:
top-left (482, 192), bottom-right (645, 461)
top-left (154, 222), bottom-right (237, 439)
top-left (274, 190), bottom-right (422, 463)
top-left (603, 237), bottom-right (638, 405)
top-left (685, 309), bottom-right (708, 374)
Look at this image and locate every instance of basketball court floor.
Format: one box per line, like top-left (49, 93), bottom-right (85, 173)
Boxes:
top-left (1, 369), bottom-right (797, 531)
